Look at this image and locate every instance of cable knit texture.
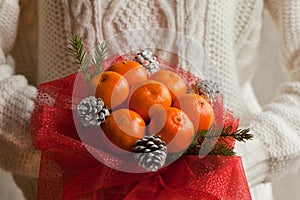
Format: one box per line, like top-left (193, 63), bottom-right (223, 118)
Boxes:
top-left (1, 0), bottom-right (300, 199)
top-left (0, 0), bottom-right (40, 199)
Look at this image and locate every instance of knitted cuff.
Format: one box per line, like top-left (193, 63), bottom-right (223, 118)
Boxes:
top-left (0, 136), bottom-right (41, 178)
top-left (0, 65), bottom-right (13, 81)
top-left (234, 130), bottom-right (270, 188)
top-left (12, 173), bottom-right (38, 200)
top-left (0, 74), bottom-right (40, 177)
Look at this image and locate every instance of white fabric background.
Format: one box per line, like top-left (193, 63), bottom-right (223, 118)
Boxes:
top-left (0, 9), bottom-right (299, 200)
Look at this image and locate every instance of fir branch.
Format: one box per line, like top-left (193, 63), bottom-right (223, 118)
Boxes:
top-left (198, 125), bottom-right (253, 143)
top-left (185, 124), bottom-right (252, 156)
top-left (68, 34), bottom-right (91, 81)
top-left (231, 128), bottom-right (252, 142)
top-left (68, 34), bottom-right (86, 67)
top-left (185, 140), bottom-right (236, 156)
top-left (208, 143), bottom-right (236, 156)
top-left (68, 34), bottom-right (108, 82)
top-left (92, 42), bottom-right (107, 78)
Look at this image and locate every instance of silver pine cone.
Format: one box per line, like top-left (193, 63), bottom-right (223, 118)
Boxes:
top-left (134, 49), bottom-right (160, 76)
top-left (132, 135), bottom-right (167, 172)
top-left (77, 96), bottom-right (110, 127)
top-left (194, 80), bottom-right (221, 104)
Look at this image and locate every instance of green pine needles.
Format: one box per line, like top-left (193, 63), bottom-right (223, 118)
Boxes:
top-left (68, 34), bottom-right (107, 82)
top-left (186, 124), bottom-right (253, 156)
top-left (69, 34), bottom-right (86, 67)
top-left (92, 42), bottom-right (107, 77)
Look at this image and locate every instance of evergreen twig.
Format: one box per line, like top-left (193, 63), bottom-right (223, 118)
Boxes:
top-left (231, 128), bottom-right (252, 142)
top-left (199, 126), bottom-right (252, 143)
top-left (68, 34), bottom-right (90, 81)
top-left (68, 34), bottom-right (107, 82)
top-left (208, 143), bottom-right (236, 156)
top-left (68, 34), bottom-right (86, 68)
top-left (92, 42), bottom-right (107, 78)
top-left (185, 124), bottom-right (253, 156)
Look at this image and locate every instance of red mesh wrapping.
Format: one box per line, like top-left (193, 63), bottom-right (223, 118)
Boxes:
top-left (30, 56), bottom-right (251, 200)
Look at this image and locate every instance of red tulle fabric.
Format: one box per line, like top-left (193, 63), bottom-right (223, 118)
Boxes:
top-left (30, 56), bottom-right (251, 200)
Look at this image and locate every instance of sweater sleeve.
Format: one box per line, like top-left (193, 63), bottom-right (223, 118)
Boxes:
top-left (0, 0), bottom-right (40, 178)
top-left (236, 0), bottom-right (300, 187)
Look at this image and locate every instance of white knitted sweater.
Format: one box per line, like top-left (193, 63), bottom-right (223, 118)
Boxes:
top-left (1, 0), bottom-right (300, 199)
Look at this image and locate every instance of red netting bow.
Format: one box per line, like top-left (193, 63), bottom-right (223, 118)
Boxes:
top-left (30, 55), bottom-right (251, 200)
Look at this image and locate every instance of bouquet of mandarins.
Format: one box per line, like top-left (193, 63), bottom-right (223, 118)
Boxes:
top-left (30, 35), bottom-right (253, 200)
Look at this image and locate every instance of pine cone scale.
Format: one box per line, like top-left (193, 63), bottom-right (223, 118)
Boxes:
top-left (134, 49), bottom-right (160, 76)
top-left (132, 135), bottom-right (167, 172)
top-left (77, 96), bottom-right (110, 127)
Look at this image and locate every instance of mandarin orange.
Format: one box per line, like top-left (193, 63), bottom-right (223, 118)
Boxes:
top-left (101, 109), bottom-right (146, 152)
top-left (128, 80), bottom-right (172, 123)
top-left (173, 94), bottom-right (214, 131)
top-left (109, 60), bottom-right (147, 87)
top-left (149, 107), bottom-right (195, 153)
top-left (88, 71), bottom-right (129, 109)
top-left (149, 69), bottom-right (187, 102)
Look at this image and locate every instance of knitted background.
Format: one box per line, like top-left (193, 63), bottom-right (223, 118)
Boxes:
top-left (1, 0), bottom-right (300, 199)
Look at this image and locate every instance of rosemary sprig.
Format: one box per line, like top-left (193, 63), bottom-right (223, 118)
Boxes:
top-left (92, 42), bottom-right (107, 77)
